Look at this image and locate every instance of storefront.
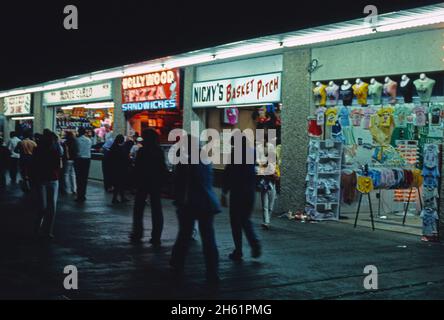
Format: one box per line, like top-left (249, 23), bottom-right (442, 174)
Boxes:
top-left (304, 27), bottom-right (444, 237)
top-left (191, 56), bottom-right (283, 176)
top-left (3, 94), bottom-right (34, 138)
top-left (121, 69), bottom-right (182, 145)
top-left (42, 81), bottom-right (114, 149)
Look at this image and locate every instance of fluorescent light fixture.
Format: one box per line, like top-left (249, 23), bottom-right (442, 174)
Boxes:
top-left (216, 42), bottom-right (282, 60)
top-left (377, 12), bottom-right (444, 32)
top-left (64, 77), bottom-right (93, 87)
top-left (11, 116), bottom-right (35, 121)
top-left (165, 55), bottom-right (216, 69)
top-left (91, 69), bottom-right (124, 82)
top-left (61, 102), bottom-right (114, 110)
top-left (284, 27), bottom-right (374, 47)
top-left (123, 64), bottom-right (163, 76)
top-left (216, 103), bottom-right (274, 109)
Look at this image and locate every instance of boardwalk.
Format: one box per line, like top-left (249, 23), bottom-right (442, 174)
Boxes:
top-left (1, 182), bottom-right (444, 300)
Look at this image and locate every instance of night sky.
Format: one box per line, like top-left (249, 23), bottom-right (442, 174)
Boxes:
top-left (0, 0), bottom-right (442, 91)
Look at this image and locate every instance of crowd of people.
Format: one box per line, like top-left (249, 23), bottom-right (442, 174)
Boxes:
top-left (0, 127), bottom-right (282, 284)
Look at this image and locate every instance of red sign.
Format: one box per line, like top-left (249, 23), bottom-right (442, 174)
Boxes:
top-left (121, 69), bottom-right (180, 107)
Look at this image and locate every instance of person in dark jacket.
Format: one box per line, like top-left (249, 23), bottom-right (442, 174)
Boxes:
top-left (130, 129), bottom-right (168, 246)
top-left (170, 134), bottom-right (221, 284)
top-left (222, 133), bottom-right (261, 261)
top-left (0, 137), bottom-right (11, 190)
top-left (109, 134), bottom-right (130, 204)
top-left (62, 131), bottom-right (78, 195)
top-left (33, 130), bottom-right (62, 240)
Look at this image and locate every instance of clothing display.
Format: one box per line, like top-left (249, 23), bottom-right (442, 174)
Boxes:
top-left (413, 105), bottom-right (427, 127)
top-left (313, 84), bottom-right (328, 106)
top-left (420, 208), bottom-right (438, 236)
top-left (325, 108), bottom-right (338, 126)
top-left (414, 76), bottom-right (436, 103)
top-left (308, 118), bottom-right (322, 137)
top-left (305, 140), bottom-right (343, 221)
top-left (384, 80), bottom-right (398, 104)
top-left (326, 83), bottom-right (340, 106)
top-left (368, 81), bottom-right (383, 105)
top-left (340, 84), bottom-right (353, 106)
top-left (223, 107), bottom-right (239, 125)
top-left (338, 106), bottom-right (350, 127)
top-left (363, 107), bottom-right (376, 129)
top-left (316, 107), bottom-right (327, 126)
top-left (399, 78), bottom-right (414, 103)
top-left (394, 105), bottom-right (412, 128)
top-left (352, 82), bottom-right (369, 106)
top-left (350, 108), bottom-right (364, 126)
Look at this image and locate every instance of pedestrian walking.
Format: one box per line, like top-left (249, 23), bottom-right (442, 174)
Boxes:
top-left (33, 130), bottom-right (63, 240)
top-left (222, 134), bottom-right (261, 261)
top-left (15, 130), bottom-right (37, 192)
top-left (130, 129), bottom-right (168, 246)
top-left (109, 134), bottom-right (130, 204)
top-left (0, 137), bottom-right (11, 190)
top-left (7, 131), bottom-right (21, 184)
top-left (170, 135), bottom-right (221, 284)
top-left (74, 127), bottom-right (92, 202)
top-left (62, 131), bottom-right (78, 195)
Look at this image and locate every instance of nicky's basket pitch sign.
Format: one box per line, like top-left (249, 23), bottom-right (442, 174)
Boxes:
top-left (121, 69), bottom-right (180, 112)
top-left (192, 72), bottom-right (282, 108)
top-left (4, 94), bottom-right (32, 116)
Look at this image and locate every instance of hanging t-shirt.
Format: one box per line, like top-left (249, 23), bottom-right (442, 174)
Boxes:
top-left (316, 107), bottom-right (327, 126)
top-left (377, 107), bottom-right (394, 127)
top-left (420, 208), bottom-right (439, 236)
top-left (394, 105), bottom-right (412, 128)
top-left (428, 104), bottom-right (444, 126)
top-left (350, 108), bottom-right (364, 127)
top-left (363, 107), bottom-right (376, 129)
top-left (413, 105), bottom-right (427, 127)
top-left (325, 108), bottom-right (338, 126)
top-left (338, 106), bottom-right (350, 127)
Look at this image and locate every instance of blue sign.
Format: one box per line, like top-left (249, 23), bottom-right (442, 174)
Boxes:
top-left (122, 99), bottom-right (177, 112)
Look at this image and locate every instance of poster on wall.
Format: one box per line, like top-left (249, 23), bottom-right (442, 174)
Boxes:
top-left (42, 81), bottom-right (113, 106)
top-left (121, 69), bottom-right (180, 112)
top-left (4, 94), bottom-right (32, 116)
top-left (192, 72), bottom-right (282, 108)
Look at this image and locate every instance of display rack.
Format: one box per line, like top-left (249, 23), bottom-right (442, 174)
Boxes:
top-left (305, 139), bottom-right (343, 221)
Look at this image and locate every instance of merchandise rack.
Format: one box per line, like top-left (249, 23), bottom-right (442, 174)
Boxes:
top-left (305, 139), bottom-right (343, 221)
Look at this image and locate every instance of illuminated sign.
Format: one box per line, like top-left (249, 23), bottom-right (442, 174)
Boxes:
top-left (43, 81), bottom-right (113, 106)
top-left (192, 72), bottom-right (281, 108)
top-left (4, 94), bottom-right (32, 116)
top-left (121, 69), bottom-right (180, 112)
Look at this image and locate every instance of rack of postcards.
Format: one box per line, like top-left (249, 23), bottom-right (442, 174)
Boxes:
top-left (305, 139), bottom-right (343, 221)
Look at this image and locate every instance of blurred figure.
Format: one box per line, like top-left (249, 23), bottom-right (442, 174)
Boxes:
top-left (0, 137), bottom-right (11, 190)
top-left (222, 134), bottom-right (261, 261)
top-left (170, 135), bottom-right (221, 284)
top-left (130, 137), bottom-right (143, 161)
top-left (33, 130), bottom-right (63, 240)
top-left (7, 131), bottom-right (21, 184)
top-left (16, 130), bottom-right (37, 192)
top-left (102, 135), bottom-right (114, 192)
top-left (108, 134), bottom-right (130, 204)
top-left (130, 129), bottom-right (168, 246)
top-left (74, 127), bottom-right (92, 202)
top-left (256, 130), bottom-right (277, 230)
top-left (62, 131), bottom-right (78, 195)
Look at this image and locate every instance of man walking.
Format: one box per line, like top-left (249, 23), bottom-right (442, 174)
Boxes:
top-left (7, 132), bottom-right (21, 184)
top-left (74, 127), bottom-right (92, 202)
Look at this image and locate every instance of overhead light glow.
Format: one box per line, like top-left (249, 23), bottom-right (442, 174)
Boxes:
top-left (216, 42), bottom-right (283, 60)
top-left (284, 27), bottom-right (374, 47)
top-left (61, 102), bottom-right (115, 110)
top-left (11, 116), bottom-right (35, 121)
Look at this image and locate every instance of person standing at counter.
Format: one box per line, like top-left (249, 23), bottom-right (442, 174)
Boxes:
top-left (62, 131), bottom-right (78, 195)
top-left (74, 127), bottom-right (92, 202)
top-left (130, 129), bottom-right (168, 246)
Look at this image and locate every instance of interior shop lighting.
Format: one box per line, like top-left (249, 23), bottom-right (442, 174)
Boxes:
top-left (11, 116), bottom-right (35, 121)
top-left (90, 69), bottom-right (124, 82)
top-left (164, 55), bottom-right (216, 69)
top-left (216, 103), bottom-right (274, 109)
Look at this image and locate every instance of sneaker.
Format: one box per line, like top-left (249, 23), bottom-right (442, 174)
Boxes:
top-left (228, 250), bottom-right (243, 261)
top-left (261, 223), bottom-right (271, 230)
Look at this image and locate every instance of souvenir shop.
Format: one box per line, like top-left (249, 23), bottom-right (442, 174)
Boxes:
top-left (305, 71), bottom-right (443, 239)
top-left (42, 81), bottom-right (115, 147)
top-left (121, 69), bottom-right (183, 144)
top-left (3, 93), bottom-right (34, 137)
top-left (192, 55), bottom-right (283, 173)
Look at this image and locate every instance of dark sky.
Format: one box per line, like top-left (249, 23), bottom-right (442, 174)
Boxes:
top-left (0, 0), bottom-right (442, 90)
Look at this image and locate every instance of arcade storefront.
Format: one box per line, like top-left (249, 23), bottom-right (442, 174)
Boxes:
top-left (121, 69), bottom-right (182, 145)
top-left (3, 94), bottom-right (34, 138)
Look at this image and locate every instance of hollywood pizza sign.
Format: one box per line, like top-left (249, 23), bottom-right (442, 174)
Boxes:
top-left (192, 72), bottom-right (281, 108)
